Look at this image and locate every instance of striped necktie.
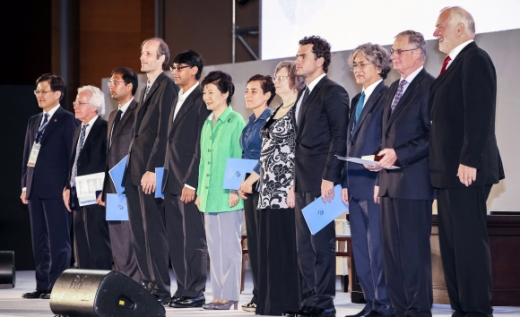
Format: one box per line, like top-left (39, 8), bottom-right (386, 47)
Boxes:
top-left (36, 113), bottom-right (49, 143)
top-left (71, 124), bottom-right (89, 187)
top-left (391, 80), bottom-right (407, 114)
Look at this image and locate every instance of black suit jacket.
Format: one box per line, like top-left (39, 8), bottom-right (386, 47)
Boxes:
top-left (22, 107), bottom-right (79, 199)
top-left (377, 68), bottom-right (435, 200)
top-left (429, 42), bottom-right (503, 188)
top-left (162, 85), bottom-right (210, 195)
top-left (124, 72), bottom-right (179, 185)
top-left (103, 100), bottom-right (138, 196)
top-left (342, 81), bottom-right (388, 200)
top-left (294, 76), bottom-right (349, 192)
top-left (67, 116), bottom-right (108, 188)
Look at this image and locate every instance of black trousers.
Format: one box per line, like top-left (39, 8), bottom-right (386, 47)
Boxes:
top-left (437, 185), bottom-right (493, 317)
top-left (295, 191), bottom-right (336, 310)
top-left (380, 197), bottom-right (433, 317)
top-left (108, 220), bottom-right (141, 282)
top-left (257, 207), bottom-right (301, 315)
top-left (125, 180), bottom-right (170, 296)
top-left (72, 203), bottom-right (112, 270)
top-left (244, 191), bottom-right (260, 304)
top-left (164, 190), bottom-right (207, 298)
top-left (28, 197), bottom-right (72, 291)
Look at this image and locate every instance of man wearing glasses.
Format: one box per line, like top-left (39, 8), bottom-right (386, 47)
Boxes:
top-left (123, 37), bottom-right (178, 304)
top-left (162, 50), bottom-right (210, 308)
top-left (20, 74), bottom-right (78, 299)
top-left (370, 31), bottom-right (435, 317)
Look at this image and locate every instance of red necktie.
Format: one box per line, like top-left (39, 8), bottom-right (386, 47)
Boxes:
top-left (439, 56), bottom-right (452, 76)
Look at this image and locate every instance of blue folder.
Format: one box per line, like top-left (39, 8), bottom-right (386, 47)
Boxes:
top-left (106, 194), bottom-right (129, 221)
top-left (155, 167), bottom-right (165, 198)
top-left (108, 155), bottom-right (127, 195)
top-left (302, 185), bottom-right (349, 235)
top-left (223, 158), bottom-right (258, 190)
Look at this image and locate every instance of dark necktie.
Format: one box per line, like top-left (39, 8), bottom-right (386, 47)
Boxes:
top-left (297, 87), bottom-right (310, 126)
top-left (110, 110), bottom-right (123, 147)
top-left (71, 124), bottom-right (89, 187)
top-left (352, 91), bottom-right (366, 131)
top-left (391, 80), bottom-right (407, 114)
top-left (36, 113), bottom-right (49, 143)
top-left (439, 56), bottom-right (452, 76)
top-left (144, 82), bottom-right (151, 99)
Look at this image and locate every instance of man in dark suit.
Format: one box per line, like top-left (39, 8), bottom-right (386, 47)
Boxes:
top-left (20, 74), bottom-right (78, 299)
top-left (97, 67), bottom-right (140, 282)
top-left (430, 7), bottom-right (503, 317)
top-left (63, 85), bottom-right (112, 270)
top-left (123, 37), bottom-right (178, 304)
top-left (286, 35), bottom-right (349, 317)
top-left (373, 30), bottom-right (435, 317)
top-left (161, 50), bottom-right (210, 308)
top-left (341, 44), bottom-right (392, 317)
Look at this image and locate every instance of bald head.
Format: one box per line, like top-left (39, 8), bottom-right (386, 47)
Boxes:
top-left (434, 6), bottom-right (475, 54)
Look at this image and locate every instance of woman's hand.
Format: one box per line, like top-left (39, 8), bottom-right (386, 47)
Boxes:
top-left (287, 186), bottom-right (295, 208)
top-left (195, 196), bottom-right (201, 210)
top-left (238, 181), bottom-right (252, 200)
top-left (229, 191), bottom-right (239, 208)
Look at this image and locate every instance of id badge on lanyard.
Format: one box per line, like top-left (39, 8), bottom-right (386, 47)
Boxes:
top-left (27, 142), bottom-right (41, 167)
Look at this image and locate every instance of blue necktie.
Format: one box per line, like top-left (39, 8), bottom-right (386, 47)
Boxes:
top-left (71, 124), bottom-right (89, 187)
top-left (36, 113), bottom-right (49, 143)
top-left (352, 92), bottom-right (365, 131)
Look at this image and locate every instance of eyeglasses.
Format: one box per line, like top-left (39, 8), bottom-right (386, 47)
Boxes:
top-left (107, 80), bottom-right (125, 87)
top-left (72, 101), bottom-right (90, 107)
top-left (170, 65), bottom-right (191, 72)
top-left (273, 75), bottom-right (289, 81)
top-left (34, 90), bottom-right (52, 95)
top-left (350, 62), bottom-right (371, 70)
top-left (390, 48), bottom-right (418, 55)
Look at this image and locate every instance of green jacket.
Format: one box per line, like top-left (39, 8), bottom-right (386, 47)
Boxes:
top-left (197, 106), bottom-right (246, 212)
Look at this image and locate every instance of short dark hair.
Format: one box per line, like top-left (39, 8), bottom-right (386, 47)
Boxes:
top-left (299, 36), bottom-right (332, 73)
top-left (247, 74), bottom-right (276, 106)
top-left (36, 73), bottom-right (66, 101)
top-left (111, 67), bottom-right (138, 95)
top-left (173, 50), bottom-right (205, 80)
top-left (201, 71), bottom-right (235, 105)
top-left (141, 37), bottom-right (170, 69)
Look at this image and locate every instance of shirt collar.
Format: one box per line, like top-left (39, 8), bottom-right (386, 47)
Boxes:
top-left (362, 79), bottom-right (383, 100)
top-left (401, 66), bottom-right (423, 83)
top-left (207, 105), bottom-right (233, 122)
top-left (307, 73), bottom-right (326, 93)
top-left (83, 115), bottom-right (98, 127)
top-left (249, 107), bottom-right (272, 122)
top-left (179, 82), bottom-right (199, 98)
top-left (43, 104), bottom-right (61, 117)
top-left (118, 97), bottom-right (134, 114)
top-left (448, 39), bottom-right (474, 62)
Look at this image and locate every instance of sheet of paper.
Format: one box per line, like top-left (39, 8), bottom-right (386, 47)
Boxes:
top-left (302, 185), bottom-right (349, 235)
top-left (76, 172), bottom-right (105, 206)
top-left (106, 194), bottom-right (128, 221)
top-left (222, 158), bottom-right (258, 190)
top-left (335, 155), bottom-right (400, 170)
top-left (155, 167), bottom-right (164, 198)
top-left (109, 155), bottom-right (127, 195)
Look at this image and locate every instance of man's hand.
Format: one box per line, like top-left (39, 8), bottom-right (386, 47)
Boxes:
top-left (181, 186), bottom-right (195, 204)
top-left (229, 191), bottom-right (239, 208)
top-left (195, 196), bottom-right (201, 210)
top-left (287, 186), bottom-right (295, 208)
top-left (140, 171), bottom-right (156, 195)
top-left (63, 188), bottom-right (71, 212)
top-left (341, 188), bottom-right (349, 206)
top-left (364, 164), bottom-right (383, 172)
top-left (374, 185), bottom-right (380, 204)
top-left (376, 148), bottom-right (397, 169)
top-left (96, 192), bottom-right (105, 207)
top-left (20, 190), bottom-right (28, 205)
top-left (457, 164), bottom-right (477, 187)
top-left (321, 179), bottom-right (334, 204)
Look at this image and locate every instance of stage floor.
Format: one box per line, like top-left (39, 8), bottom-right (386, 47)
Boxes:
top-left (1, 271), bottom-right (519, 316)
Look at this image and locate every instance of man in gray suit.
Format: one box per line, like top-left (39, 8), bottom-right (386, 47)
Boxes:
top-left (98, 67), bottom-right (140, 282)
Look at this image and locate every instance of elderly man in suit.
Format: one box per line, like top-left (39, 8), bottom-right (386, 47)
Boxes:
top-left (63, 85), bottom-right (112, 270)
top-left (123, 37), bottom-right (178, 304)
top-left (285, 35), bottom-right (349, 317)
top-left (341, 43), bottom-right (392, 317)
top-left (430, 7), bottom-right (504, 317)
top-left (20, 74), bottom-right (78, 299)
top-left (97, 67), bottom-right (140, 282)
top-left (162, 50), bottom-right (210, 308)
top-left (372, 30), bottom-right (435, 317)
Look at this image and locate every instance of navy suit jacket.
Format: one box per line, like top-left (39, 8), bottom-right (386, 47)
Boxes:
top-left (21, 106), bottom-right (78, 199)
top-left (342, 81), bottom-right (388, 200)
top-left (377, 68), bottom-right (435, 200)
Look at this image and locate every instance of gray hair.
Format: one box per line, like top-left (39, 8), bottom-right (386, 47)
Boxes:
top-left (441, 6), bottom-right (476, 35)
top-left (348, 43), bottom-right (392, 79)
top-left (77, 85), bottom-right (105, 117)
top-left (274, 60), bottom-right (306, 92)
top-left (395, 30), bottom-right (427, 62)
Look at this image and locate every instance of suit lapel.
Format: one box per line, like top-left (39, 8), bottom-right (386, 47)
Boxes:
top-left (81, 117), bottom-right (102, 153)
top-left (297, 76), bottom-right (327, 138)
top-left (173, 86), bottom-right (201, 128)
top-left (352, 81), bottom-right (385, 136)
top-left (386, 69), bottom-right (426, 129)
top-left (112, 100), bottom-right (137, 138)
top-left (431, 42), bottom-right (476, 94)
top-left (40, 107), bottom-right (63, 143)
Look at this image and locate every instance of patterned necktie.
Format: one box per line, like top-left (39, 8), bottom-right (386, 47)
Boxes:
top-left (36, 113), bottom-right (49, 143)
top-left (144, 82), bottom-right (151, 99)
top-left (110, 110), bottom-right (123, 147)
top-left (71, 124), bottom-right (89, 187)
top-left (352, 91), bottom-right (366, 131)
top-left (439, 56), bottom-right (452, 76)
top-left (391, 80), bottom-right (408, 114)
top-left (296, 86), bottom-right (310, 126)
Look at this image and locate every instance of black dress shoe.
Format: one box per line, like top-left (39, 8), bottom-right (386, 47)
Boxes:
top-left (40, 291), bottom-right (52, 299)
top-left (304, 307), bottom-right (336, 317)
top-left (155, 294), bottom-right (172, 305)
top-left (345, 310), bottom-right (368, 317)
top-left (365, 311), bottom-right (386, 317)
top-left (285, 306), bottom-right (314, 317)
top-left (22, 290), bottom-right (46, 299)
top-left (171, 295), bottom-right (205, 308)
top-left (168, 296), bottom-right (184, 306)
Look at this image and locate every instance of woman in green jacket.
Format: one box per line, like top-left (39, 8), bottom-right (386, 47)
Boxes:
top-left (195, 70), bottom-right (246, 310)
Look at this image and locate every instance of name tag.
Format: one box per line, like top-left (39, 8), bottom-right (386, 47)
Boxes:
top-left (27, 142), bottom-right (41, 167)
